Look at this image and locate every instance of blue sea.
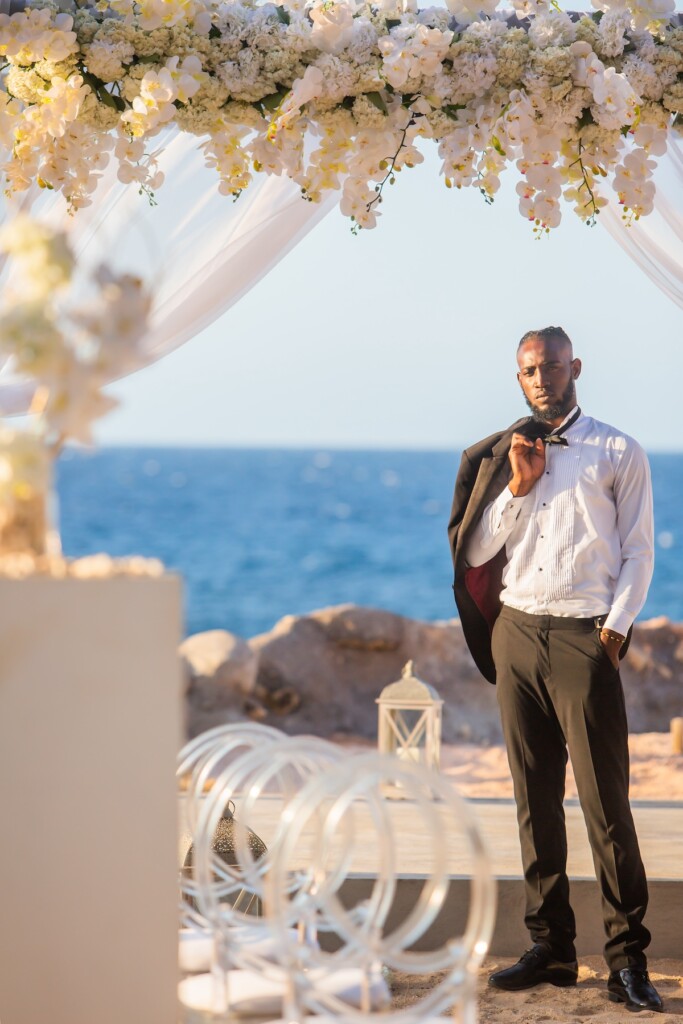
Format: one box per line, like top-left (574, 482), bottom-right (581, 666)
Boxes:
top-left (56, 448), bottom-right (683, 639)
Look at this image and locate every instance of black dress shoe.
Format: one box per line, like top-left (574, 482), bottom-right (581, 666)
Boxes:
top-left (489, 945), bottom-right (579, 991)
top-left (607, 968), bottom-right (664, 1013)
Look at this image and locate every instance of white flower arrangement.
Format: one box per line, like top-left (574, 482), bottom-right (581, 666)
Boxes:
top-left (0, 215), bottom-right (152, 445)
top-left (0, 0), bottom-right (681, 232)
top-left (0, 216), bottom-right (163, 574)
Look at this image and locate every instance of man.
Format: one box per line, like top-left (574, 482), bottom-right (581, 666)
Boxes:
top-left (448, 326), bottom-right (663, 1013)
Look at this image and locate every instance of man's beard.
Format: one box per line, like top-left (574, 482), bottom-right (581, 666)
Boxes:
top-left (525, 379), bottom-right (576, 424)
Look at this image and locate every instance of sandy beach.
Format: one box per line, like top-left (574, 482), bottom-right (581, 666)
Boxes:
top-left (355, 731), bottom-right (683, 1020)
top-left (439, 732), bottom-right (683, 802)
top-left (331, 732), bottom-right (683, 802)
top-left (391, 958), bottom-right (683, 1020)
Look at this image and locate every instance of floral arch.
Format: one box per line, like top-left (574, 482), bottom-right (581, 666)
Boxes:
top-left (0, 0), bottom-right (682, 235)
top-left (1, 0), bottom-right (683, 420)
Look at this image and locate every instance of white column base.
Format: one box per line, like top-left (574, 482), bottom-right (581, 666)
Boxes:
top-left (0, 576), bottom-right (182, 1024)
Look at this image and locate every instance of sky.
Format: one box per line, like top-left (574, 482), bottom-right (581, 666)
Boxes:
top-left (99, 144), bottom-right (683, 452)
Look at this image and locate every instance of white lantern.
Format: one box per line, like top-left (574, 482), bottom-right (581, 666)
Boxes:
top-left (376, 661), bottom-right (443, 780)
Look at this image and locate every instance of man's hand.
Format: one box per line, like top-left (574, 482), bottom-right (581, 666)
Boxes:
top-left (509, 432), bottom-right (546, 497)
top-left (600, 630), bottom-right (625, 670)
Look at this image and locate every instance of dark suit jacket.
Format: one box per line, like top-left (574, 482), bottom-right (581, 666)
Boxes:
top-left (447, 416), bottom-right (633, 684)
top-left (448, 418), bottom-right (528, 684)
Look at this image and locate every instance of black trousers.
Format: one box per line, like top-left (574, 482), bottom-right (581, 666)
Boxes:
top-left (491, 604), bottom-right (650, 971)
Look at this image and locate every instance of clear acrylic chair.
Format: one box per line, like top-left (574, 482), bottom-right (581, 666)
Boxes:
top-left (263, 752), bottom-right (496, 1024)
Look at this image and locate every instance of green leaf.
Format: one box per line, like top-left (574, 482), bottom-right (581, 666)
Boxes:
top-left (276, 6), bottom-right (290, 25)
top-left (591, 9), bottom-right (604, 21)
top-left (491, 134), bottom-right (506, 157)
top-left (341, 96), bottom-right (355, 110)
top-left (385, 18), bottom-right (401, 29)
top-left (80, 71), bottom-right (126, 111)
top-left (443, 103), bottom-right (465, 120)
top-left (577, 107), bottom-right (595, 130)
top-left (134, 54), bottom-right (163, 64)
top-left (81, 70), bottom-right (103, 91)
top-left (260, 86), bottom-right (289, 112)
top-left (209, 25), bottom-right (221, 39)
top-left (367, 91), bottom-right (388, 115)
top-left (98, 88), bottom-right (125, 112)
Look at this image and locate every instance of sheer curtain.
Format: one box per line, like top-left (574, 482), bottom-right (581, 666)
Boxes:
top-left (0, 128), bottom-right (337, 413)
top-left (600, 134), bottom-right (683, 311)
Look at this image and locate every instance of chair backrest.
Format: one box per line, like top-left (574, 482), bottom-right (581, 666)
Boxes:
top-left (263, 752), bottom-right (496, 1024)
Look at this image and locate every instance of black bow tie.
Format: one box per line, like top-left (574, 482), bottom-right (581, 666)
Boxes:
top-left (544, 434), bottom-right (569, 446)
top-left (522, 407), bottom-right (582, 446)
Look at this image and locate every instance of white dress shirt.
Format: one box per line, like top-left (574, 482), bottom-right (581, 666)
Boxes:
top-left (464, 409), bottom-right (654, 636)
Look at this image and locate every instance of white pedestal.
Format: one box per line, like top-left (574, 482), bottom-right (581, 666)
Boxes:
top-left (0, 576), bottom-right (183, 1024)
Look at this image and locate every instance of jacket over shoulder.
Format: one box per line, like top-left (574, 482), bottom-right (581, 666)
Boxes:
top-left (448, 418), bottom-right (528, 684)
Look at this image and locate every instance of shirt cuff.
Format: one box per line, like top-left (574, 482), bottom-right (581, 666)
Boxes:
top-left (603, 608), bottom-right (634, 637)
top-left (494, 486), bottom-right (528, 527)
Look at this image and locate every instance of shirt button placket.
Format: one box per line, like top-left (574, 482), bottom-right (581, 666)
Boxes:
top-left (536, 475), bottom-right (549, 598)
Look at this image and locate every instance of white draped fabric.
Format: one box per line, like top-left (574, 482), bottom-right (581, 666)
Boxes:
top-left (0, 128), bottom-right (337, 414)
top-left (600, 134), bottom-right (683, 312)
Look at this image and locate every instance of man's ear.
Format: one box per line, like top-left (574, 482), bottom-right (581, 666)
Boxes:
top-left (571, 358), bottom-right (582, 380)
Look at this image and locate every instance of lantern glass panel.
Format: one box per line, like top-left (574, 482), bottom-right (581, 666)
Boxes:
top-left (389, 708), bottom-right (428, 762)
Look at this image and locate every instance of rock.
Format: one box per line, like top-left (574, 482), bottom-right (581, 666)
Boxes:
top-left (245, 604), bottom-right (501, 744)
top-left (180, 630), bottom-right (258, 714)
top-left (318, 605), bottom-right (404, 651)
top-left (180, 610), bottom-right (683, 746)
top-left (262, 687), bottom-right (301, 715)
top-left (621, 620), bottom-right (683, 733)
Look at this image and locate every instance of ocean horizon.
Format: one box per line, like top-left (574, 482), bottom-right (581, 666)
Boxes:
top-left (57, 446), bottom-right (683, 639)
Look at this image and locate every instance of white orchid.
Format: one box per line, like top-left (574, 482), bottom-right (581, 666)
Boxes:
top-left (28, 74), bottom-right (89, 140)
top-left (310, 1), bottom-right (357, 55)
top-left (591, 0), bottom-right (675, 33)
top-left (378, 23), bottom-right (453, 88)
top-left (165, 55), bottom-right (208, 104)
top-left (443, 0), bottom-right (500, 25)
top-left (126, 0), bottom-right (212, 32)
top-left (202, 123), bottom-right (253, 196)
top-left (0, 8), bottom-right (77, 64)
top-left (591, 66), bottom-right (640, 128)
top-left (510, 0), bottom-right (552, 17)
top-left (631, 122), bottom-right (668, 155)
top-left (613, 144), bottom-right (659, 216)
top-left (121, 67), bottom-right (179, 136)
top-left (114, 136), bottom-right (147, 163)
top-left (269, 65), bottom-right (324, 136)
top-left (340, 178), bottom-right (381, 228)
